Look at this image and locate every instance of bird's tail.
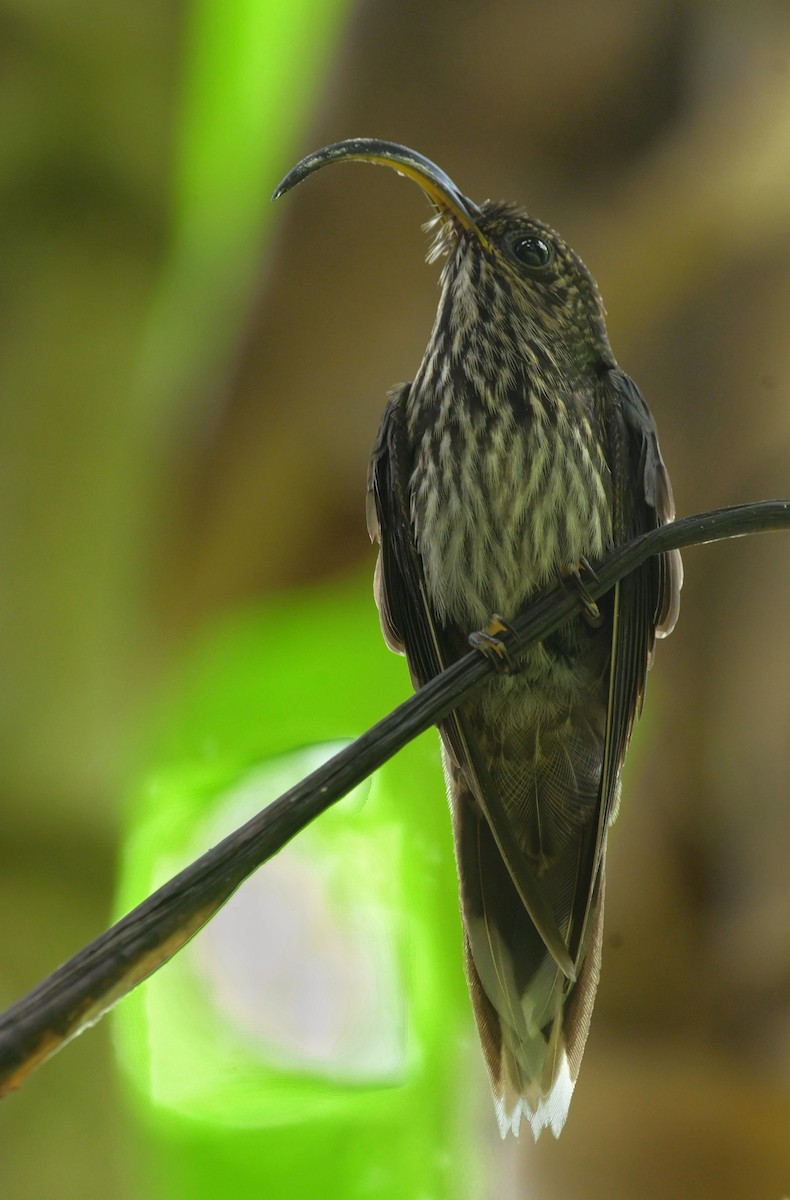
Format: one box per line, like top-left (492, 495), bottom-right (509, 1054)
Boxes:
top-left (452, 779), bottom-right (605, 1139)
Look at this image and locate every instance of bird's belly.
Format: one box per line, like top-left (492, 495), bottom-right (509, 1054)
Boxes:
top-left (412, 426), bottom-right (612, 629)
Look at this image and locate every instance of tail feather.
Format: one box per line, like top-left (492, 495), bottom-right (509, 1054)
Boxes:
top-left (453, 777), bottom-right (605, 1139)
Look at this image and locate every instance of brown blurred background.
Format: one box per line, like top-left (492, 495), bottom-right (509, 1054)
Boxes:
top-left (2, 1), bottom-right (790, 1196)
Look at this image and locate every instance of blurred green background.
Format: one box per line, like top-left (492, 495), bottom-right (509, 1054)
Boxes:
top-left (2, 1), bottom-right (790, 1196)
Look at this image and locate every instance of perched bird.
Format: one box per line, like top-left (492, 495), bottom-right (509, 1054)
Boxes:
top-left (274, 140), bottom-right (681, 1139)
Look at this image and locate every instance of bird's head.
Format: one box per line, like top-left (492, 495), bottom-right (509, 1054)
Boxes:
top-left (274, 139), bottom-right (613, 376)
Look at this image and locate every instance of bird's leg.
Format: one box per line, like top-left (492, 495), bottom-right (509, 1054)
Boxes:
top-left (468, 614), bottom-right (522, 674)
top-left (559, 557), bottom-right (603, 627)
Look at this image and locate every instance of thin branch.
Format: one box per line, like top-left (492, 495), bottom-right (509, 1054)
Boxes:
top-left (0, 499), bottom-right (788, 1096)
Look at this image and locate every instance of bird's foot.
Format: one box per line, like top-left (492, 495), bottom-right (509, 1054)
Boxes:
top-left (468, 614), bottom-right (522, 674)
top-left (559, 557), bottom-right (603, 627)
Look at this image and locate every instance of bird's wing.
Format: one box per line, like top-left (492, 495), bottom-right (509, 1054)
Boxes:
top-left (366, 386), bottom-right (443, 670)
top-left (368, 384), bottom-right (575, 978)
top-left (569, 367), bottom-right (682, 966)
top-left (614, 368), bottom-right (683, 638)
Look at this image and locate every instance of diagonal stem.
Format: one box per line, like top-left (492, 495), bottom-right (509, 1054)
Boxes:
top-left (0, 499), bottom-right (788, 1097)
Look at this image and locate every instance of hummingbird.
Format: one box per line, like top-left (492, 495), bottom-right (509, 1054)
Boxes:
top-left (273, 140), bottom-right (682, 1139)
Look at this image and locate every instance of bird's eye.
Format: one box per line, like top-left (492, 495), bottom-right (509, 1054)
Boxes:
top-left (508, 234), bottom-right (555, 270)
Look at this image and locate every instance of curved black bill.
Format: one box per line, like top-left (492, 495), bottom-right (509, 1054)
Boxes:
top-left (272, 138), bottom-right (485, 241)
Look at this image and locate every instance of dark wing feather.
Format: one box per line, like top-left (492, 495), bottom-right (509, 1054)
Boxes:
top-left (570, 368), bottom-right (682, 966)
top-left (615, 368), bottom-right (683, 638)
top-left (606, 367), bottom-right (682, 744)
top-left (367, 385), bottom-right (445, 676)
top-left (368, 385), bottom-right (574, 978)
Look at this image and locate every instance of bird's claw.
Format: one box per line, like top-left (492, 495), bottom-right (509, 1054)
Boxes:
top-left (468, 614), bottom-right (522, 674)
top-left (559, 558), bottom-right (603, 627)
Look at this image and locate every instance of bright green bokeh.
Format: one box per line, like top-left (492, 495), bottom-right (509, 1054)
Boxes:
top-left (114, 578), bottom-right (483, 1199)
top-left (135, 0), bottom-right (354, 434)
top-left (115, 4), bottom-right (485, 1194)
